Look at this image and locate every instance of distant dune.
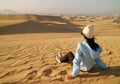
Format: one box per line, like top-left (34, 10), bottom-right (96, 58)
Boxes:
top-left (0, 14), bottom-right (67, 22)
top-left (0, 14), bottom-right (81, 34)
top-left (0, 9), bottom-right (18, 14)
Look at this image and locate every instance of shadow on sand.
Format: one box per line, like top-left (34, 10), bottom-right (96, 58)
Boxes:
top-left (0, 20), bottom-right (82, 35)
top-left (78, 66), bottom-right (120, 78)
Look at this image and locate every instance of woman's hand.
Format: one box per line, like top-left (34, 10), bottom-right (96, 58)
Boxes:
top-left (66, 75), bottom-right (74, 80)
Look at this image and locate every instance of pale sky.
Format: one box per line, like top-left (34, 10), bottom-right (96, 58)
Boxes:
top-left (0, 0), bottom-right (120, 15)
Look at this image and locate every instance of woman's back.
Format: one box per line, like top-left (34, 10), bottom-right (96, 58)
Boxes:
top-left (79, 42), bottom-right (102, 71)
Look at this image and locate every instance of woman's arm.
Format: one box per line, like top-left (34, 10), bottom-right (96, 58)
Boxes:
top-left (66, 43), bottom-right (82, 79)
top-left (95, 58), bottom-right (107, 70)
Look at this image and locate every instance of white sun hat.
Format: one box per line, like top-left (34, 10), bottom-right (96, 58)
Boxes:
top-left (82, 25), bottom-right (94, 38)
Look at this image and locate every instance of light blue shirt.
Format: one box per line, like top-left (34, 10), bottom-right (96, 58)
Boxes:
top-left (71, 42), bottom-right (102, 77)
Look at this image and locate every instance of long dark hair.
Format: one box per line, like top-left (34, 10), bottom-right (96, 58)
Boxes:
top-left (81, 30), bottom-right (99, 51)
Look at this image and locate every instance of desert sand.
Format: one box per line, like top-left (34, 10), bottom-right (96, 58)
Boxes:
top-left (0, 15), bottom-right (120, 84)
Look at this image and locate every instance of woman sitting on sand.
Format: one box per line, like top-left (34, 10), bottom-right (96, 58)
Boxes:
top-left (56, 25), bottom-right (107, 80)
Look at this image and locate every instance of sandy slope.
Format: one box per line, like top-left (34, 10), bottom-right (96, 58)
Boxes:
top-left (0, 15), bottom-right (120, 84)
top-left (0, 33), bottom-right (120, 84)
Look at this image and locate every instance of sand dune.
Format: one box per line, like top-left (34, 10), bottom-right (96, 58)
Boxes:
top-left (0, 20), bottom-right (81, 35)
top-left (0, 15), bottom-right (81, 35)
top-left (0, 14), bottom-right (69, 22)
top-left (0, 14), bottom-right (120, 84)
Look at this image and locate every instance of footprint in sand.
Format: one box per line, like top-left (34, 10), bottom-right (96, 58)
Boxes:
top-left (26, 70), bottom-right (37, 80)
top-left (59, 70), bottom-right (67, 75)
top-left (42, 68), bottom-right (52, 76)
top-left (107, 50), bottom-right (113, 55)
